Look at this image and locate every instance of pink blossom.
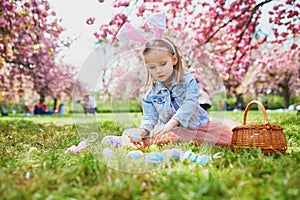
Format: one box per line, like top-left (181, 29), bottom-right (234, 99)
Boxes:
top-left (94, 32), bottom-right (101, 39)
top-left (3, 2), bottom-right (13, 11)
top-left (23, 2), bottom-right (31, 8)
top-left (86, 17), bottom-right (95, 25)
top-left (291, 43), bottom-right (298, 50)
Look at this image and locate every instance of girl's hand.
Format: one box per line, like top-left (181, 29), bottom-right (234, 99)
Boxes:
top-left (120, 128), bottom-right (148, 148)
top-left (123, 128), bottom-right (147, 141)
top-left (126, 128), bottom-right (149, 148)
top-left (129, 128), bottom-right (148, 141)
top-left (151, 119), bottom-right (179, 142)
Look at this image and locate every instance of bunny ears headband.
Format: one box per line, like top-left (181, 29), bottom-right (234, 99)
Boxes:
top-left (116, 12), bottom-right (176, 53)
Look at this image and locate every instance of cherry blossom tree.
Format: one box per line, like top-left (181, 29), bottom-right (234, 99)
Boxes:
top-left (89, 0), bottom-right (299, 103)
top-left (238, 44), bottom-right (300, 108)
top-left (0, 0), bottom-right (76, 106)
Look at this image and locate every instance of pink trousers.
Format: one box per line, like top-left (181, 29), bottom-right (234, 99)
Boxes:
top-left (171, 118), bottom-right (239, 146)
top-left (121, 118), bottom-right (240, 148)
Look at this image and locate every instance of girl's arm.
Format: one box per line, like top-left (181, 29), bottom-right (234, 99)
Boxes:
top-left (172, 75), bottom-right (208, 128)
top-left (139, 97), bottom-right (159, 133)
top-left (151, 118), bottom-right (179, 138)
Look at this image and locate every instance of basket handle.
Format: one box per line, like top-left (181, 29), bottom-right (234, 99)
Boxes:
top-left (243, 100), bottom-right (270, 126)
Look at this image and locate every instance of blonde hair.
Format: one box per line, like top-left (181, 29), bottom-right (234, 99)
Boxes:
top-left (142, 38), bottom-right (186, 88)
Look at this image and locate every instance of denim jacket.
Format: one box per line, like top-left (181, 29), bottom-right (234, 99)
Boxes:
top-left (139, 72), bottom-right (209, 132)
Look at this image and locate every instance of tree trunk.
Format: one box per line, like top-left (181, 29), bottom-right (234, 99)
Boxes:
top-left (53, 98), bottom-right (57, 112)
top-left (281, 74), bottom-right (292, 109)
top-left (282, 85), bottom-right (290, 109)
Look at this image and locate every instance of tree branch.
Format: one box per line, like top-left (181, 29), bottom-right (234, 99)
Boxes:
top-left (203, 0), bottom-right (273, 44)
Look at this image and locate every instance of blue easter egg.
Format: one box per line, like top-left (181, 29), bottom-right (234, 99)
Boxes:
top-left (169, 148), bottom-right (183, 160)
top-left (197, 155), bottom-right (212, 165)
top-left (127, 150), bottom-right (143, 159)
top-left (146, 152), bottom-right (163, 164)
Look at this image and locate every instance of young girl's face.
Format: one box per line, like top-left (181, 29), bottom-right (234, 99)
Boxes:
top-left (143, 49), bottom-right (178, 83)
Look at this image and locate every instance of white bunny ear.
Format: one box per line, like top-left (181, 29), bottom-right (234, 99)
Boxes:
top-left (116, 12), bottom-right (167, 44)
top-left (116, 23), bottom-right (130, 43)
top-left (145, 12), bottom-right (166, 39)
top-left (146, 12), bottom-right (166, 29)
top-left (116, 22), bottom-right (147, 44)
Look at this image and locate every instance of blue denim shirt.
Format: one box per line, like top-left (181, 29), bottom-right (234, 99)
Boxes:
top-left (139, 72), bottom-right (209, 132)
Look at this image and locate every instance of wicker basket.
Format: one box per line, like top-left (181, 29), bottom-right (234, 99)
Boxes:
top-left (231, 100), bottom-right (287, 154)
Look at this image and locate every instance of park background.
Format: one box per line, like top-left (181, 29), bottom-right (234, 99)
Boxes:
top-left (1, 0), bottom-right (300, 114)
top-left (1, 0), bottom-right (300, 199)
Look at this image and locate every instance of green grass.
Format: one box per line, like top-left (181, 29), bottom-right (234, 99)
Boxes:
top-left (0, 111), bottom-right (299, 199)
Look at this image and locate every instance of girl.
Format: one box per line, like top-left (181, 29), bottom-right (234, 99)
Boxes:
top-left (102, 38), bottom-right (238, 148)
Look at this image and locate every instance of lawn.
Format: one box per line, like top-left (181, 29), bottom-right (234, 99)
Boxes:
top-left (0, 111), bottom-right (299, 199)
